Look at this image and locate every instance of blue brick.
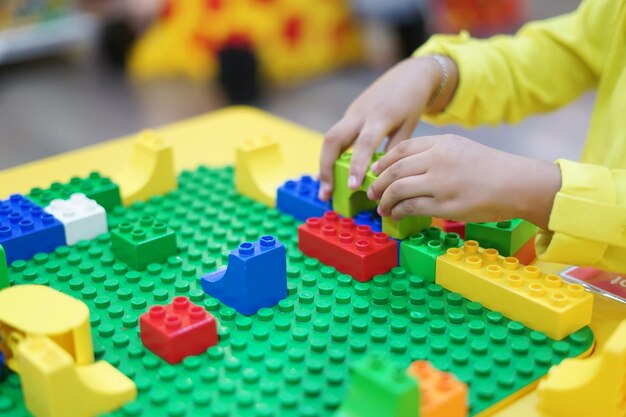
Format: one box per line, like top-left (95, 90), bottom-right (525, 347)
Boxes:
top-left (277, 176), bottom-right (332, 222)
top-left (0, 195), bottom-right (65, 264)
top-left (201, 235), bottom-right (287, 315)
top-left (353, 210), bottom-right (383, 233)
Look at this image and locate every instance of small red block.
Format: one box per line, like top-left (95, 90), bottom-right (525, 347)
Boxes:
top-left (140, 296), bottom-right (218, 364)
top-left (298, 211), bottom-right (398, 282)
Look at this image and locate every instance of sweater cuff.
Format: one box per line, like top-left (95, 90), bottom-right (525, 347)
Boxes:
top-left (536, 159), bottom-right (623, 265)
top-left (413, 32), bottom-right (480, 126)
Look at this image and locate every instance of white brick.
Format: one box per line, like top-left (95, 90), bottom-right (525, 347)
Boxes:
top-left (45, 194), bottom-right (108, 246)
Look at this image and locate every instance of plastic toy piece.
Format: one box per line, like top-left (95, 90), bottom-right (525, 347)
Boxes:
top-left (0, 194), bottom-right (66, 264)
top-left (44, 194), bottom-right (108, 246)
top-left (17, 335), bottom-right (136, 417)
top-left (512, 235), bottom-right (536, 265)
top-left (235, 135), bottom-right (287, 207)
top-left (465, 219), bottom-right (537, 256)
top-left (110, 215), bottom-right (177, 270)
top-left (435, 241), bottom-right (594, 340)
top-left (538, 320), bottom-right (626, 417)
top-left (0, 244), bottom-right (8, 289)
top-left (354, 210), bottom-right (383, 233)
top-left (0, 285), bottom-right (94, 370)
top-left (114, 131), bottom-right (177, 205)
top-left (400, 227), bottom-right (463, 282)
top-left (277, 175), bottom-right (332, 221)
top-left (335, 355), bottom-right (419, 417)
top-left (298, 211), bottom-right (398, 282)
top-left (28, 172), bottom-right (122, 211)
top-left (441, 219), bottom-right (466, 239)
top-left (201, 235), bottom-right (287, 315)
top-left (332, 152), bottom-right (431, 239)
top-left (407, 361), bottom-right (468, 417)
top-left (140, 296), bottom-right (218, 364)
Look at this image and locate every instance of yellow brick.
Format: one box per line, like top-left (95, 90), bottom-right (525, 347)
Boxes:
top-left (235, 135), bottom-right (287, 207)
top-left (538, 319), bottom-right (626, 417)
top-left (435, 241), bottom-right (593, 340)
top-left (114, 131), bottom-right (177, 205)
top-left (17, 336), bottom-right (136, 417)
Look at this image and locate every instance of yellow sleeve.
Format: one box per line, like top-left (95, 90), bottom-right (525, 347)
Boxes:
top-left (536, 160), bottom-right (626, 273)
top-left (414, 0), bottom-right (618, 126)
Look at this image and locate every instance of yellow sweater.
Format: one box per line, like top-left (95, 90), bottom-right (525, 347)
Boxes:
top-left (415, 0), bottom-right (626, 273)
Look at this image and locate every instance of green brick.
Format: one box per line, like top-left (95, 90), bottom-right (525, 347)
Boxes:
top-left (333, 152), bottom-right (431, 239)
top-left (336, 356), bottom-right (419, 417)
top-left (28, 171), bottom-right (122, 211)
top-left (0, 244), bottom-right (7, 289)
top-left (400, 227), bottom-right (463, 282)
top-left (465, 219), bottom-right (537, 256)
top-left (2, 166), bottom-right (595, 417)
top-left (110, 215), bottom-right (177, 270)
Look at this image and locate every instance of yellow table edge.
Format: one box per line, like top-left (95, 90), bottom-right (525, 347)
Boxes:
top-left (2, 106), bottom-right (625, 417)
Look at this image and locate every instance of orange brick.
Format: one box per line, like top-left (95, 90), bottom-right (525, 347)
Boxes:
top-left (512, 235), bottom-right (536, 265)
top-left (407, 361), bottom-right (468, 417)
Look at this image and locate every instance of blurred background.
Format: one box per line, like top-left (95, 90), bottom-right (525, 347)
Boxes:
top-left (0, 0), bottom-right (586, 170)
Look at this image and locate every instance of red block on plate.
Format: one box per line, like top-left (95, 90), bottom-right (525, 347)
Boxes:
top-left (298, 211), bottom-right (397, 282)
top-left (140, 296), bottom-right (218, 364)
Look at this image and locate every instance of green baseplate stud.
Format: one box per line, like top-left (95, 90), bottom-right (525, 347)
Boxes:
top-left (0, 166), bottom-right (594, 417)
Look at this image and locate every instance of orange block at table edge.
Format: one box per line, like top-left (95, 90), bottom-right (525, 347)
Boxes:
top-left (407, 361), bottom-right (468, 417)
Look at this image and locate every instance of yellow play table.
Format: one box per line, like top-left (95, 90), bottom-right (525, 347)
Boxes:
top-left (1, 106), bottom-right (624, 417)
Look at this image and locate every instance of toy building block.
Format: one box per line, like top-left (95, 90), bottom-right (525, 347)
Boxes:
top-left (113, 131), bottom-right (177, 205)
top-left (435, 241), bottom-right (593, 340)
top-left (400, 227), bottom-right (463, 282)
top-left (407, 361), bottom-right (468, 417)
top-left (235, 135), bottom-right (287, 207)
top-left (465, 219), bottom-right (537, 256)
top-left (277, 175), bottom-right (332, 221)
top-left (0, 285), bottom-right (95, 370)
top-left (17, 335), bottom-right (136, 417)
top-left (44, 194), bottom-right (108, 246)
top-left (354, 210), bottom-right (383, 233)
top-left (332, 152), bottom-right (431, 239)
top-left (140, 296), bottom-right (218, 364)
top-left (201, 235), bottom-right (287, 315)
top-left (538, 319), bottom-right (626, 417)
top-left (512, 235), bottom-right (536, 265)
top-left (0, 244), bottom-right (8, 289)
top-left (0, 194), bottom-right (66, 264)
top-left (298, 211), bottom-right (398, 282)
top-left (28, 172), bottom-right (122, 212)
top-left (111, 215), bottom-right (177, 270)
top-left (442, 220), bottom-right (466, 239)
top-left (335, 355), bottom-right (419, 417)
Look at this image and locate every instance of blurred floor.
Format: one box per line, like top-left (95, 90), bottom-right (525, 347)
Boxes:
top-left (0, 0), bottom-right (586, 171)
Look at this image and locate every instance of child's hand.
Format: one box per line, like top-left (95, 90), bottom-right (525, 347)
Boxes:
top-left (366, 135), bottom-right (561, 229)
top-left (318, 56), bottom-right (456, 201)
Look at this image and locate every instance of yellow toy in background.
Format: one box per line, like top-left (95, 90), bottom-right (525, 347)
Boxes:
top-left (0, 285), bottom-right (137, 417)
top-left (129, 0), bottom-right (361, 83)
top-left (537, 319), bottom-right (626, 417)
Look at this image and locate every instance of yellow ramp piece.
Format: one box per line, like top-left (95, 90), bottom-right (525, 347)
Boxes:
top-left (235, 136), bottom-right (287, 207)
top-left (538, 319), bottom-right (626, 417)
top-left (435, 241), bottom-right (593, 340)
top-left (18, 336), bottom-right (136, 417)
top-left (0, 285), bottom-right (94, 370)
top-left (114, 131), bottom-right (177, 205)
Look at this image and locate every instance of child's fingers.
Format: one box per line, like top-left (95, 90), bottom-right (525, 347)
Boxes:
top-left (349, 122), bottom-right (389, 189)
top-left (385, 119), bottom-right (418, 152)
top-left (390, 196), bottom-right (437, 220)
top-left (367, 153), bottom-right (427, 201)
top-left (377, 175), bottom-right (433, 217)
top-left (371, 136), bottom-right (437, 175)
top-left (319, 118), bottom-right (361, 200)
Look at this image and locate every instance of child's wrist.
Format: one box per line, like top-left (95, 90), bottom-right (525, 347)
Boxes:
top-left (513, 158), bottom-right (562, 229)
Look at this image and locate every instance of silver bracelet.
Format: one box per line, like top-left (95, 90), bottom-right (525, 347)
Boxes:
top-left (427, 54), bottom-right (450, 111)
